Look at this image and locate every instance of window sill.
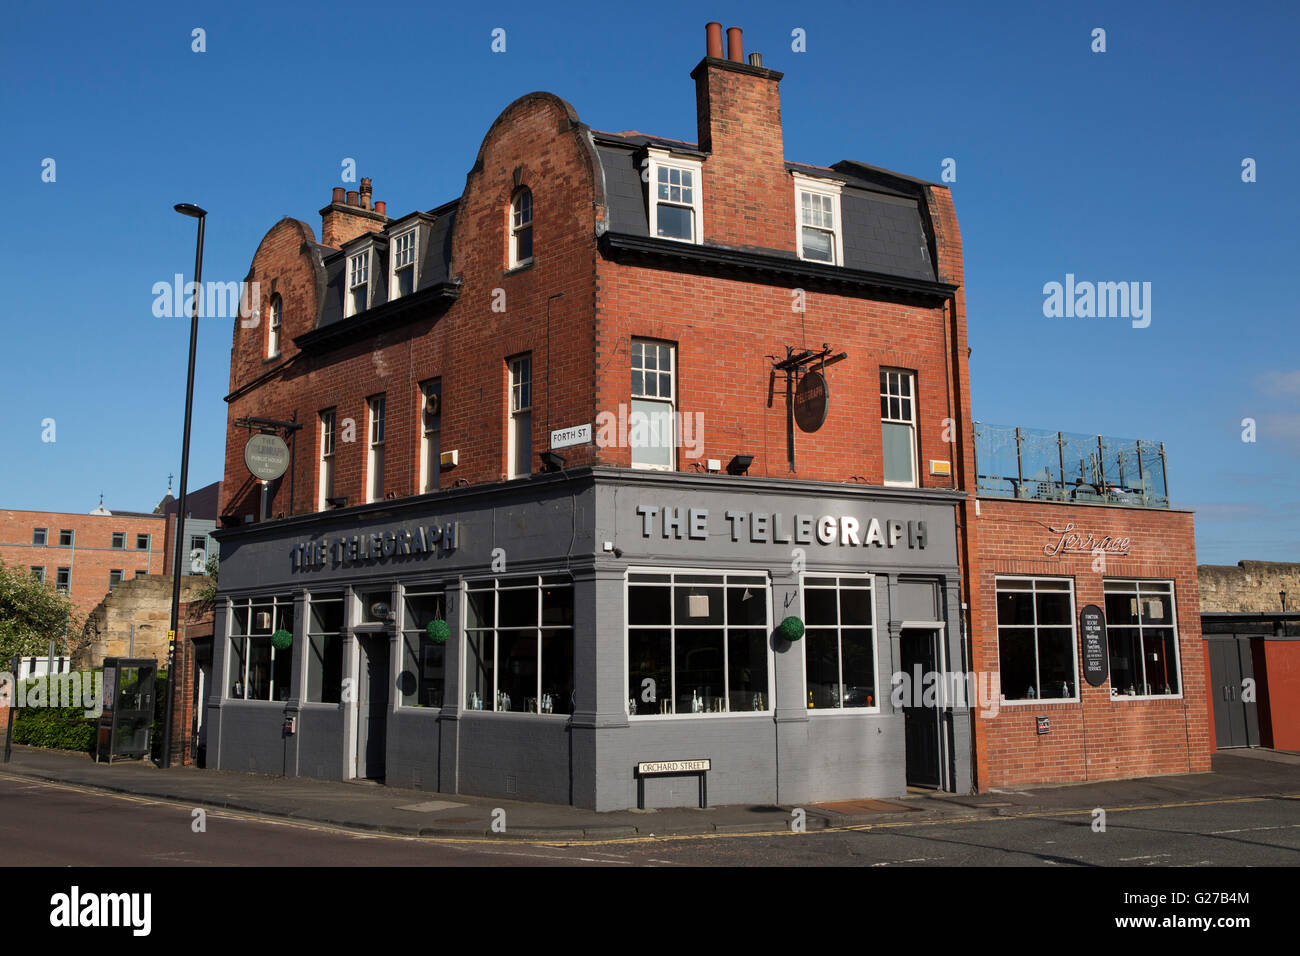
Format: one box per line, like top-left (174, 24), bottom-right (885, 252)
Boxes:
top-left (262, 353), bottom-right (282, 365)
top-left (503, 260), bottom-right (534, 277)
top-left (628, 711), bottom-right (772, 720)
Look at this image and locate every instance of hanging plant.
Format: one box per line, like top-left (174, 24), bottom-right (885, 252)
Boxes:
top-left (426, 619), bottom-right (450, 644)
top-left (271, 629), bottom-right (293, 651)
top-left (777, 616), bottom-right (805, 642)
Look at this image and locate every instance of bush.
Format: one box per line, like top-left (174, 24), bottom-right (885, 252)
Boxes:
top-left (12, 674), bottom-right (98, 753)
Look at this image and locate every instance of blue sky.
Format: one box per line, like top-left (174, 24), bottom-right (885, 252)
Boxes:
top-left (1, 0), bottom-right (1296, 564)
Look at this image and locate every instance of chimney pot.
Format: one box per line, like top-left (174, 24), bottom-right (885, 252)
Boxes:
top-left (726, 26), bottom-right (743, 62)
top-left (346, 190), bottom-right (359, 206)
top-left (359, 178), bottom-right (373, 210)
top-left (705, 22), bottom-right (723, 58)
top-left (748, 52), bottom-right (762, 67)
top-left (332, 186), bottom-right (345, 204)
top-left (374, 201), bottom-right (386, 216)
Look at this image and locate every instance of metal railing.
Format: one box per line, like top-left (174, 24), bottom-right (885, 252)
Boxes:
top-left (973, 423), bottom-right (1169, 508)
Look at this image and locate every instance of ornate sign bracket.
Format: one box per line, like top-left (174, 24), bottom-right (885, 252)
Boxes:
top-left (767, 344), bottom-right (847, 473)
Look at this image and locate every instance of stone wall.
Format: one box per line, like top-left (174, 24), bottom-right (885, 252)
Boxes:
top-left (1199, 561), bottom-right (1300, 613)
top-left (74, 574), bottom-right (212, 669)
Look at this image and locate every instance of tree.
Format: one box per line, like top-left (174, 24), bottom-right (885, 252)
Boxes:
top-left (0, 558), bottom-right (79, 662)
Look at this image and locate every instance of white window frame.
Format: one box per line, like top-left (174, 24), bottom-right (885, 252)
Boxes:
top-left (227, 595), bottom-right (294, 702)
top-left (799, 572), bottom-right (881, 714)
top-left (880, 368), bottom-right (919, 488)
top-left (995, 576), bottom-right (1080, 705)
top-left (792, 171), bottom-right (845, 265)
top-left (318, 409), bottom-right (336, 511)
top-left (389, 228), bottom-right (418, 299)
top-left (267, 294), bottom-right (282, 358)
top-left (460, 574), bottom-right (574, 715)
top-left (366, 395), bottom-right (385, 503)
top-left (507, 355), bottom-right (532, 479)
top-left (346, 249), bottom-right (371, 317)
top-left (1104, 579), bottom-right (1184, 700)
top-left (646, 149), bottom-right (703, 245)
top-left (418, 380), bottom-right (441, 494)
top-left (624, 567), bottom-right (774, 718)
top-left (630, 339), bottom-right (676, 471)
top-left (509, 189), bottom-right (533, 268)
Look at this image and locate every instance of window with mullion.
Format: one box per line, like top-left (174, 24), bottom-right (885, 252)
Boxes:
top-left (995, 577), bottom-right (1078, 701)
top-left (367, 396), bottom-right (385, 502)
top-left (347, 251), bottom-right (369, 315)
top-left (510, 189), bottom-right (533, 266)
top-left (392, 230), bottom-right (417, 297)
top-left (799, 190), bottom-right (836, 263)
top-left (1104, 580), bottom-right (1180, 697)
top-left (400, 587), bottom-right (446, 707)
top-left (627, 571), bottom-right (770, 715)
top-left (228, 595), bottom-right (294, 702)
top-left (880, 368), bottom-right (918, 487)
top-left (464, 576), bottom-right (573, 714)
top-left (803, 575), bottom-right (876, 709)
top-left (508, 356), bottom-right (532, 478)
top-left (318, 410), bottom-right (335, 510)
top-left (630, 340), bottom-right (676, 469)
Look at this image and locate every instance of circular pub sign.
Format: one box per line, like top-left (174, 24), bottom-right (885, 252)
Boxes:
top-left (244, 433), bottom-right (290, 481)
top-left (793, 370), bottom-right (829, 433)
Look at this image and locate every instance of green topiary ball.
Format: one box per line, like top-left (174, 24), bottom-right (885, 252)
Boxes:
top-left (426, 619), bottom-right (450, 644)
top-left (271, 629), bottom-right (293, 651)
top-left (777, 616), bottom-right (805, 642)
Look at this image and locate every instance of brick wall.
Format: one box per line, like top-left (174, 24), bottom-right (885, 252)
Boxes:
top-left (0, 510), bottom-right (166, 619)
top-left (967, 498), bottom-right (1210, 788)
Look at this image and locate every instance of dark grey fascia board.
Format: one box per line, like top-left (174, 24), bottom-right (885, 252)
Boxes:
top-left (213, 465), bottom-right (964, 543)
top-left (598, 232), bottom-right (957, 301)
top-left (292, 282), bottom-right (460, 353)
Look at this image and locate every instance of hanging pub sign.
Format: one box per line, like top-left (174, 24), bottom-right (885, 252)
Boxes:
top-left (244, 433), bottom-right (290, 481)
top-left (1080, 604), bottom-right (1109, 687)
top-left (793, 369), bottom-right (829, 433)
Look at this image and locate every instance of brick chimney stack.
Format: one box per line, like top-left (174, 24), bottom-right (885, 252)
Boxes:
top-left (319, 177), bottom-right (389, 248)
top-left (691, 23), bottom-right (793, 251)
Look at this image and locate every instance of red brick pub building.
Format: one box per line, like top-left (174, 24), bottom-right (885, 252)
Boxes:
top-left (207, 23), bottom-right (1208, 808)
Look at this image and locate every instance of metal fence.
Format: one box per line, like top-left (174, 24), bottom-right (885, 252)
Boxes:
top-left (974, 423), bottom-right (1169, 508)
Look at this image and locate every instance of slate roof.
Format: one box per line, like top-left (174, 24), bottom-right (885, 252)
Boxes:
top-left (309, 129), bottom-right (943, 333)
top-left (592, 131), bottom-right (937, 281)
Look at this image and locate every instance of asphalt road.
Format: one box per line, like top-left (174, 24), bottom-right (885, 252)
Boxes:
top-left (2, 775), bottom-right (1297, 867)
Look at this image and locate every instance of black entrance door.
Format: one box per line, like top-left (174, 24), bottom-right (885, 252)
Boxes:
top-left (356, 635), bottom-right (389, 779)
top-left (900, 628), bottom-right (941, 788)
top-left (1207, 636), bottom-right (1257, 749)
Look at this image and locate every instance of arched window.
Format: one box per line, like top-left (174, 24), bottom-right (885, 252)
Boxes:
top-left (267, 294), bottom-right (282, 358)
top-left (510, 188), bottom-right (533, 268)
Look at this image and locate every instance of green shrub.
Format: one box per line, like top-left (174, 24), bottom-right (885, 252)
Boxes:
top-left (12, 673), bottom-right (99, 753)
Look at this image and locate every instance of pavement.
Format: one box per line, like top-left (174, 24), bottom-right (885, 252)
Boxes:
top-left (2, 744), bottom-right (1298, 842)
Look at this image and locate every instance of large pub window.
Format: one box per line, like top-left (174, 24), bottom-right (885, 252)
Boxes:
top-left (305, 592), bottom-right (343, 703)
top-left (1105, 580), bottom-right (1181, 697)
top-left (464, 575), bottom-right (573, 714)
top-left (803, 574), bottom-right (877, 709)
top-left (996, 577), bottom-right (1078, 702)
top-left (401, 586), bottom-right (447, 707)
top-left (229, 595), bottom-right (294, 702)
top-left (627, 571), bottom-right (770, 715)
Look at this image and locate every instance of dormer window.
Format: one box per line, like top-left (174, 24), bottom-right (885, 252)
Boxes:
top-left (510, 189), bottom-right (533, 267)
top-left (646, 149), bottom-right (703, 244)
top-left (793, 173), bottom-right (844, 265)
top-left (267, 294), bottom-right (282, 358)
top-left (391, 229), bottom-right (417, 298)
top-left (347, 250), bottom-right (370, 317)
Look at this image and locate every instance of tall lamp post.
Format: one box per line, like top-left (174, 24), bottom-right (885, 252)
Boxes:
top-left (163, 202), bottom-right (206, 769)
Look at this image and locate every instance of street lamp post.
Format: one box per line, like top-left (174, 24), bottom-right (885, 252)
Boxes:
top-left (163, 202), bottom-right (207, 769)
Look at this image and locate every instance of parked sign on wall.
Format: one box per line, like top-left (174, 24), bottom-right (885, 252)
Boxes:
top-left (1080, 604), bottom-right (1109, 687)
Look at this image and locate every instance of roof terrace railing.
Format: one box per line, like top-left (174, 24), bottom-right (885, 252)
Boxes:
top-left (973, 423), bottom-right (1169, 508)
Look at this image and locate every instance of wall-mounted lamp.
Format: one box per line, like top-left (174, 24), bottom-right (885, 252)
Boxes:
top-left (726, 454), bottom-right (754, 476)
top-left (326, 496), bottom-right (348, 509)
top-left (539, 451), bottom-right (567, 472)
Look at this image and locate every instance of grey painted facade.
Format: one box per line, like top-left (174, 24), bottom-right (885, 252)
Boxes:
top-left (209, 467), bottom-right (971, 810)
